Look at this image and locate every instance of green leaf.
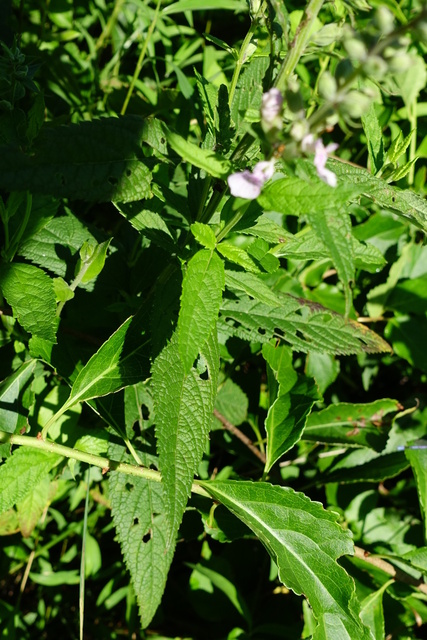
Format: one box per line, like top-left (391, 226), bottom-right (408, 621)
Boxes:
top-left (163, 0), bottom-right (248, 14)
top-left (108, 441), bottom-right (176, 629)
top-left (330, 158), bottom-right (427, 232)
top-left (258, 176), bottom-right (363, 217)
top-left (306, 209), bottom-right (354, 315)
top-left (58, 314), bottom-right (150, 417)
top-left (152, 329), bottom-right (219, 545)
top-left (225, 270), bottom-right (281, 306)
top-left (115, 200), bottom-right (175, 251)
top-left (217, 242), bottom-right (260, 273)
top-left (405, 448), bottom-right (427, 542)
top-left (0, 263), bottom-right (58, 341)
top-left (0, 359), bottom-right (36, 459)
top-left (215, 378), bottom-right (248, 427)
top-left (230, 56), bottom-right (270, 128)
top-left (16, 475), bottom-right (52, 537)
top-left (199, 480), bottom-right (373, 640)
top-left (165, 127), bottom-right (231, 179)
top-left (220, 295), bottom-right (391, 355)
top-left (178, 249), bottom-right (224, 372)
top-left (0, 448), bottom-right (60, 515)
top-left (360, 581), bottom-right (390, 640)
top-left (304, 399), bottom-right (400, 452)
top-left (324, 449), bottom-right (409, 484)
top-left (0, 116), bottom-right (155, 202)
top-left (263, 343), bottom-right (319, 472)
top-left (361, 104), bottom-right (384, 173)
top-left (191, 222), bottom-right (217, 250)
top-left (78, 239), bottom-right (111, 285)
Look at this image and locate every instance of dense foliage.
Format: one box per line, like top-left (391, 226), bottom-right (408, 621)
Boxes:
top-left (1, 0), bottom-right (427, 638)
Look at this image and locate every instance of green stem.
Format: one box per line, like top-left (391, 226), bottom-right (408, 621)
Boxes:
top-left (0, 431), bottom-right (210, 498)
top-left (228, 4), bottom-right (263, 108)
top-left (121, 0), bottom-right (162, 115)
top-left (215, 201), bottom-right (251, 243)
top-left (274, 0), bottom-right (326, 93)
top-left (95, 0), bottom-right (126, 52)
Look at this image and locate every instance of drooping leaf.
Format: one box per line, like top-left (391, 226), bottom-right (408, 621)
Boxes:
top-left (0, 447), bottom-right (60, 515)
top-left (199, 480), bottom-right (373, 640)
top-left (219, 295), bottom-right (391, 355)
top-left (164, 127), bottom-right (231, 179)
top-left (0, 359), bottom-right (37, 459)
top-left (0, 263), bottom-right (58, 341)
top-left (108, 441), bottom-right (175, 629)
top-left (303, 399), bottom-right (401, 452)
top-left (0, 116), bottom-right (156, 202)
top-left (152, 329), bottom-right (219, 545)
top-left (263, 343), bottom-right (319, 472)
top-left (178, 249), bottom-right (224, 372)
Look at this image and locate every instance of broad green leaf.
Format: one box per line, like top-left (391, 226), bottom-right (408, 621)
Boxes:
top-left (330, 158), bottom-right (427, 232)
top-left (165, 128), bottom-right (231, 179)
top-left (217, 242), bottom-right (260, 273)
top-left (191, 222), bottom-right (217, 250)
top-left (305, 352), bottom-right (340, 395)
top-left (306, 209), bottom-right (354, 315)
top-left (361, 104), bottom-right (384, 174)
top-left (225, 270), bottom-right (281, 305)
top-left (220, 295), bottom-right (391, 355)
top-left (108, 441), bottom-right (175, 628)
top-left (0, 448), bottom-right (60, 515)
top-left (58, 314), bottom-right (150, 418)
top-left (152, 329), bottom-right (219, 545)
top-left (405, 448), bottom-right (427, 542)
top-left (19, 213), bottom-right (97, 277)
top-left (199, 480), bottom-right (373, 640)
top-left (0, 117), bottom-right (155, 202)
top-left (385, 316), bottom-right (427, 372)
top-left (178, 249), bottom-right (224, 372)
top-left (163, 0), bottom-right (247, 14)
top-left (323, 449), bottom-right (409, 484)
top-left (16, 475), bottom-right (53, 538)
top-left (303, 399), bottom-right (401, 452)
top-left (360, 581), bottom-right (391, 640)
top-left (0, 359), bottom-right (36, 459)
top-left (215, 378), bottom-right (248, 427)
top-left (258, 176), bottom-right (363, 217)
top-left (263, 343), bottom-right (319, 472)
top-left (0, 263), bottom-right (58, 341)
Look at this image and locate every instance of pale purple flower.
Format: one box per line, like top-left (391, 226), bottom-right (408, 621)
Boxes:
top-left (261, 88), bottom-right (283, 124)
top-left (228, 159), bottom-right (275, 200)
top-left (302, 134), bottom-right (338, 187)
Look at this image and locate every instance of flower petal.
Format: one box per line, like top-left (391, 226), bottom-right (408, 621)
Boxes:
top-left (228, 171), bottom-right (263, 199)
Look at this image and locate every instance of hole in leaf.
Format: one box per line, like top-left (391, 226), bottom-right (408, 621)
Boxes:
top-left (125, 482), bottom-right (134, 492)
top-left (258, 328), bottom-right (266, 336)
top-left (133, 517), bottom-right (139, 526)
top-left (150, 463), bottom-right (158, 471)
top-left (142, 530), bottom-right (152, 543)
top-left (126, 169), bottom-right (132, 177)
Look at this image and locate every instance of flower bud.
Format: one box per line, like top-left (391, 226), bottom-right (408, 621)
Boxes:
top-left (362, 55), bottom-right (388, 80)
top-left (387, 52), bottom-right (413, 73)
top-left (340, 90), bottom-right (372, 119)
top-left (318, 72), bottom-right (337, 101)
top-left (343, 37), bottom-right (367, 61)
top-left (290, 120), bottom-right (309, 142)
top-left (374, 7), bottom-right (395, 34)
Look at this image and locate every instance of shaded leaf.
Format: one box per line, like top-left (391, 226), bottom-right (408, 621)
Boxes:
top-left (0, 359), bottom-right (37, 459)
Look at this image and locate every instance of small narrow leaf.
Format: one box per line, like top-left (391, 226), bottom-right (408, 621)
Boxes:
top-left (361, 104), bottom-right (384, 173)
top-left (225, 270), bottom-right (281, 306)
top-left (218, 242), bottom-right (260, 273)
top-left (78, 239), bottom-right (111, 284)
top-left (199, 480), bottom-right (373, 640)
top-left (165, 128), bottom-right (231, 179)
top-left (263, 343), bottom-right (319, 472)
top-left (178, 249), bottom-right (224, 372)
top-left (0, 263), bottom-right (58, 341)
top-left (0, 359), bottom-right (37, 459)
top-left (191, 222), bottom-right (217, 250)
top-left (152, 329), bottom-right (219, 545)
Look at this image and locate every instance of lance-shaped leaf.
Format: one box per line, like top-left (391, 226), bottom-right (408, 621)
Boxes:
top-left (45, 314), bottom-right (150, 431)
top-left (220, 295), bottom-right (391, 355)
top-left (199, 480), bottom-right (373, 640)
top-left (263, 343), bottom-right (319, 472)
top-left (303, 399), bottom-right (401, 452)
top-left (0, 263), bottom-right (58, 342)
top-left (164, 127), bottom-right (231, 179)
top-left (152, 329), bottom-right (219, 545)
top-left (108, 441), bottom-right (175, 628)
top-left (178, 249), bottom-right (224, 372)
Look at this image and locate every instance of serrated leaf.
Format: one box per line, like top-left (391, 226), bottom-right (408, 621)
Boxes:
top-left (115, 200), bottom-right (175, 251)
top-left (16, 475), bottom-right (52, 537)
top-left (152, 329), bottom-right (219, 545)
top-left (178, 249), bottom-right (224, 372)
top-left (0, 263), bottom-right (58, 341)
top-left (361, 104), bottom-right (384, 173)
top-left (191, 222), bottom-right (217, 250)
top-left (218, 242), bottom-right (260, 273)
top-left (225, 269), bottom-right (280, 305)
top-left (58, 314), bottom-right (150, 418)
top-left (258, 176), bottom-right (363, 217)
top-left (0, 116), bottom-right (155, 202)
top-left (215, 378), bottom-right (248, 427)
top-left (330, 158), bottom-right (427, 232)
top-left (0, 448), bottom-right (60, 515)
top-left (108, 441), bottom-right (175, 628)
top-left (263, 343), bottom-right (319, 472)
top-left (0, 360), bottom-right (37, 459)
top-left (199, 480), bottom-right (373, 640)
top-left (303, 399), bottom-right (401, 452)
top-left (405, 448), bottom-right (427, 542)
top-left (230, 56), bottom-right (269, 128)
top-left (385, 130), bottom-right (414, 166)
top-left (165, 127), bottom-right (231, 179)
top-left (386, 157), bottom-right (418, 184)
top-left (306, 209), bottom-right (354, 315)
top-left (219, 295), bottom-right (391, 355)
